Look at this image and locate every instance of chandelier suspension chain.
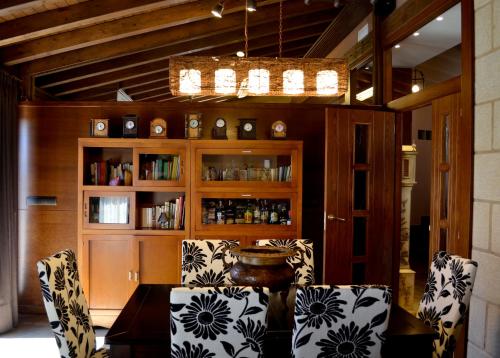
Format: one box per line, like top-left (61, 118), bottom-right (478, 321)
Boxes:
top-left (245, 1), bottom-right (249, 57)
top-left (279, 0), bottom-right (283, 58)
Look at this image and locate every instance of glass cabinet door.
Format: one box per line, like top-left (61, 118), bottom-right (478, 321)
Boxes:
top-left (134, 148), bottom-right (186, 187)
top-left (83, 191), bottom-right (135, 229)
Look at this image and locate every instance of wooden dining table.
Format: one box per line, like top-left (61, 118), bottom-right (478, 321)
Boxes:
top-left (105, 284), bottom-right (435, 358)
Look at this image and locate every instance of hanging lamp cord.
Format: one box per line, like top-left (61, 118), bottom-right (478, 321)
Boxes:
top-left (279, 0), bottom-right (283, 57)
top-left (245, 1), bottom-right (249, 57)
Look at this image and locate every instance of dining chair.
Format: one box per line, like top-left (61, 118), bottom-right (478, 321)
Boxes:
top-left (181, 239), bottom-right (239, 286)
top-left (291, 285), bottom-right (392, 358)
top-left (417, 251), bottom-right (478, 358)
top-left (256, 239), bottom-right (315, 285)
top-left (170, 286), bottom-right (270, 357)
top-left (36, 249), bottom-right (110, 358)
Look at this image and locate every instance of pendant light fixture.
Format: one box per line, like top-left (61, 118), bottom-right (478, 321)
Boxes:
top-left (211, 0), bottom-right (224, 18)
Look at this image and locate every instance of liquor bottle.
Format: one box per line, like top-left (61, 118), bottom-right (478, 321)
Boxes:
top-left (235, 202), bottom-right (246, 224)
top-left (260, 200), bottom-right (269, 224)
top-left (253, 199), bottom-right (261, 224)
top-left (269, 203), bottom-right (279, 224)
top-left (244, 200), bottom-right (253, 224)
top-left (225, 200), bottom-right (235, 224)
top-left (202, 203), bottom-right (209, 224)
top-left (279, 203), bottom-right (288, 225)
top-left (216, 200), bottom-right (225, 224)
top-left (207, 201), bottom-right (216, 224)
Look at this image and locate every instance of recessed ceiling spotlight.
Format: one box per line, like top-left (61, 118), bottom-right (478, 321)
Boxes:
top-left (413, 32), bottom-right (420, 36)
top-left (211, 0), bottom-right (224, 18)
top-left (394, 44), bottom-right (401, 49)
top-left (436, 16), bottom-right (444, 21)
top-left (236, 51), bottom-right (245, 58)
top-left (247, 0), bottom-right (257, 12)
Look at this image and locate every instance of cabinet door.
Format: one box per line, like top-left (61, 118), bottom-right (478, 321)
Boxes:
top-left (135, 236), bottom-right (182, 284)
top-left (83, 191), bottom-right (135, 230)
top-left (83, 235), bottom-right (135, 310)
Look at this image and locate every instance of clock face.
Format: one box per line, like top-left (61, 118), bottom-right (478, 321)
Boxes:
top-left (125, 120), bottom-right (135, 130)
top-left (243, 122), bottom-right (253, 132)
top-left (189, 119), bottom-right (199, 128)
top-left (215, 118), bottom-right (225, 128)
top-left (154, 125), bottom-right (164, 134)
top-left (96, 122), bottom-right (105, 131)
top-left (275, 123), bottom-right (284, 132)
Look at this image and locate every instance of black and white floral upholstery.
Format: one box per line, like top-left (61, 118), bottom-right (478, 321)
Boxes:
top-left (170, 286), bottom-right (270, 358)
top-left (181, 239), bottom-right (239, 286)
top-left (417, 251), bottom-right (478, 358)
top-left (291, 285), bottom-right (392, 358)
top-left (36, 249), bottom-right (109, 358)
top-left (256, 239), bottom-right (315, 285)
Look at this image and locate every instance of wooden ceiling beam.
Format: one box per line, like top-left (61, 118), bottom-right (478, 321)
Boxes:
top-left (0, 0), bottom-right (195, 48)
top-left (0, 0), bottom-right (37, 10)
top-left (1, 0), bottom-right (288, 66)
top-left (125, 83), bottom-right (170, 97)
top-left (36, 10), bottom-right (333, 88)
top-left (135, 92), bottom-right (172, 101)
top-left (132, 87), bottom-right (171, 100)
top-left (22, 1), bottom-right (335, 76)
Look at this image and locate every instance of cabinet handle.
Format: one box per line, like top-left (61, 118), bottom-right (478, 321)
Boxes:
top-left (134, 272), bottom-right (139, 282)
top-left (241, 194), bottom-right (252, 197)
top-left (128, 271), bottom-right (132, 280)
top-left (327, 214), bottom-right (346, 222)
top-left (84, 203), bottom-right (88, 218)
top-left (241, 150), bottom-right (252, 153)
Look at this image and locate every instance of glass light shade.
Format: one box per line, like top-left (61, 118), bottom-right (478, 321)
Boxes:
top-left (283, 69), bottom-right (304, 94)
top-left (179, 69), bottom-right (201, 94)
top-left (412, 84), bottom-right (421, 93)
top-left (316, 70), bottom-right (339, 95)
top-left (215, 68), bottom-right (236, 94)
top-left (248, 69), bottom-right (270, 94)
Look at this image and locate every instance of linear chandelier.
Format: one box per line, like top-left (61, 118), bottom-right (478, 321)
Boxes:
top-left (169, 56), bottom-right (348, 97)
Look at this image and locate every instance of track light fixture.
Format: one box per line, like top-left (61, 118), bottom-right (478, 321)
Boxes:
top-left (247, 0), bottom-right (257, 12)
top-left (211, 0), bottom-right (224, 18)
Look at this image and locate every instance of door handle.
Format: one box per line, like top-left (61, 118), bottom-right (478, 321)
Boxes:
top-left (134, 272), bottom-right (139, 282)
top-left (327, 214), bottom-right (346, 222)
top-left (128, 271), bottom-right (133, 281)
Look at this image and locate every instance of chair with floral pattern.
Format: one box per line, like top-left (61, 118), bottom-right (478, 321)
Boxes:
top-left (181, 239), bottom-right (239, 286)
top-left (291, 285), bottom-right (392, 358)
top-left (170, 286), bottom-right (269, 358)
top-left (256, 239), bottom-right (315, 285)
top-left (417, 251), bottom-right (478, 358)
top-left (36, 249), bottom-right (109, 358)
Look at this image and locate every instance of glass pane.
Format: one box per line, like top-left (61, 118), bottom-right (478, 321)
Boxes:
top-left (201, 198), bottom-right (291, 225)
top-left (139, 154), bottom-right (181, 181)
top-left (354, 171), bottom-right (368, 210)
top-left (352, 263), bottom-right (365, 284)
top-left (353, 217), bottom-right (367, 256)
top-left (137, 192), bottom-right (185, 230)
top-left (439, 228), bottom-right (447, 252)
top-left (89, 196), bottom-right (129, 224)
top-left (442, 114), bottom-right (450, 163)
top-left (202, 154), bottom-right (291, 182)
top-left (440, 171), bottom-right (448, 219)
top-left (83, 147), bottom-right (133, 186)
top-left (354, 124), bottom-right (369, 164)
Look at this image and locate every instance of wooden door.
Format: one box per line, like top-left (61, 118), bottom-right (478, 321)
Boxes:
top-left (430, 93), bottom-right (470, 258)
top-left (323, 108), bottom-right (396, 285)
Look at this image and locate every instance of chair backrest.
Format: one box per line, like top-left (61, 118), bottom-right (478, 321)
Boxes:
top-left (181, 239), bottom-right (239, 286)
top-left (292, 285), bottom-right (392, 358)
top-left (256, 239), bottom-right (315, 285)
top-left (170, 286), bottom-right (269, 358)
top-left (36, 249), bottom-right (98, 358)
top-left (417, 251), bottom-right (478, 357)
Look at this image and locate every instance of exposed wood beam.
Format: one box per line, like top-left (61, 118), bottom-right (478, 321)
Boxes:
top-left (126, 83), bottom-right (170, 97)
top-left (36, 9), bottom-right (333, 87)
top-left (24, 1), bottom-right (333, 76)
top-left (135, 92), bottom-right (172, 101)
top-left (344, 34), bottom-right (372, 68)
top-left (132, 88), bottom-right (170, 101)
top-left (0, 0), bottom-right (195, 48)
top-left (304, 0), bottom-right (372, 58)
top-left (381, 0), bottom-right (459, 48)
top-left (1, 0), bottom-right (288, 66)
top-left (0, 0), bottom-right (37, 10)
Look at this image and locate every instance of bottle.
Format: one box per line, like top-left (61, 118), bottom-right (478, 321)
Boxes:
top-left (244, 200), bottom-right (253, 224)
top-left (216, 200), bottom-right (225, 224)
top-left (253, 199), bottom-right (261, 224)
top-left (235, 202), bottom-right (245, 224)
top-left (207, 201), bottom-right (216, 224)
top-left (202, 203), bottom-right (208, 224)
top-left (225, 200), bottom-right (235, 224)
top-left (270, 203), bottom-right (279, 224)
top-left (279, 203), bottom-right (288, 225)
top-left (287, 207), bottom-right (292, 226)
top-left (260, 200), bottom-right (269, 224)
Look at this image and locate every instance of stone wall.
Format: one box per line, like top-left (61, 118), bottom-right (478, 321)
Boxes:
top-left (469, 0), bottom-right (500, 356)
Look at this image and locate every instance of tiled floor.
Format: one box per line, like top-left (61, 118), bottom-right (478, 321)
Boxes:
top-left (0, 314), bottom-right (107, 357)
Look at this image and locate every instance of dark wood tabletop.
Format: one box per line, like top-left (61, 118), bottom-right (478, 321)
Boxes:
top-left (105, 284), bottom-right (435, 358)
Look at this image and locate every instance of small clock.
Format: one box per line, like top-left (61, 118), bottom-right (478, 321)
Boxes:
top-left (238, 118), bottom-right (257, 140)
top-left (185, 113), bottom-right (202, 139)
top-left (122, 114), bottom-right (138, 138)
top-left (150, 118), bottom-right (167, 138)
top-left (271, 120), bottom-right (287, 139)
top-left (212, 117), bottom-right (227, 139)
top-left (90, 118), bottom-right (109, 137)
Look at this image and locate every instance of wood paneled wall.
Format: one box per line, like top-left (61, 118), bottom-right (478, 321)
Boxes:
top-left (18, 101), bottom-right (326, 312)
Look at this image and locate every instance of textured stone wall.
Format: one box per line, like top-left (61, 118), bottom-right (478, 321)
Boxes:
top-left (468, 1), bottom-right (500, 356)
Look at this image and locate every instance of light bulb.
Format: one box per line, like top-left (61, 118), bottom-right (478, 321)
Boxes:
top-left (412, 84), bottom-right (420, 93)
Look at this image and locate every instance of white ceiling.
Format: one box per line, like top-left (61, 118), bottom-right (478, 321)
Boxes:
top-left (392, 4), bottom-right (461, 68)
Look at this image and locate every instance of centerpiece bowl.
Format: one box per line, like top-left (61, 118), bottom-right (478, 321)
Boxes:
top-left (230, 246), bottom-right (295, 292)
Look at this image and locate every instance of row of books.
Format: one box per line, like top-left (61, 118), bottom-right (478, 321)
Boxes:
top-left (140, 195), bottom-right (185, 230)
top-left (89, 161), bottom-right (133, 186)
top-left (276, 165), bottom-right (292, 182)
top-left (204, 164), bottom-right (292, 182)
top-left (140, 156), bottom-right (181, 181)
